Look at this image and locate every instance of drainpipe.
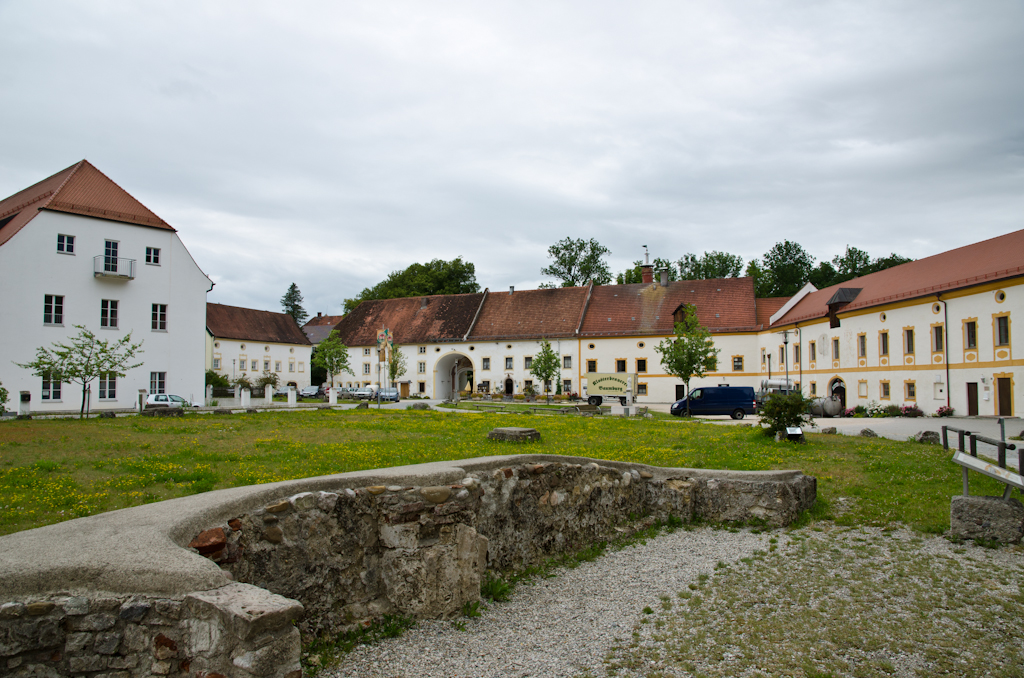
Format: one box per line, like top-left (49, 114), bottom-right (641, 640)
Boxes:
top-left (937, 293), bottom-right (951, 409)
top-left (796, 324), bottom-right (802, 395)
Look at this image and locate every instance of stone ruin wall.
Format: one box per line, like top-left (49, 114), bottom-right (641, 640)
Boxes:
top-left (0, 457), bottom-right (816, 678)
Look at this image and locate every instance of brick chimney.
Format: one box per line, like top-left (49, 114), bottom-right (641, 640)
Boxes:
top-left (640, 245), bottom-right (654, 283)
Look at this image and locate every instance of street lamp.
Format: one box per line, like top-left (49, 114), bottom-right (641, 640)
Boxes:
top-left (780, 330), bottom-right (791, 392)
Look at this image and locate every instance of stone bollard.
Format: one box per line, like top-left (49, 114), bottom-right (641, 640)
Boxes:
top-left (329, 388), bottom-right (338, 405)
top-left (241, 388), bottom-right (251, 408)
top-left (18, 391), bottom-right (30, 416)
top-left (265, 384), bottom-right (273, 401)
top-left (206, 384), bottom-right (214, 406)
top-left (287, 387), bottom-right (297, 408)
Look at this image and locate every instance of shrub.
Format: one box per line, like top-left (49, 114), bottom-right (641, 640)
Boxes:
top-left (934, 405), bottom-right (955, 417)
top-left (759, 392), bottom-right (815, 437)
top-left (205, 370), bottom-right (230, 388)
top-left (842, 407), bottom-right (856, 417)
top-left (901, 404), bottom-right (924, 418)
top-left (885, 404), bottom-right (902, 417)
top-left (853, 404), bottom-right (867, 415)
top-left (0, 380), bottom-right (8, 414)
top-left (866, 400), bottom-right (886, 418)
top-left (255, 371), bottom-right (280, 391)
top-left (232, 375), bottom-right (253, 391)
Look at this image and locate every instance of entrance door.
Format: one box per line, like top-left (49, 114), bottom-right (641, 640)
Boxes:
top-left (830, 380), bottom-right (846, 410)
top-left (997, 378), bottom-right (1013, 416)
top-left (400, 383), bottom-right (409, 398)
top-left (966, 382), bottom-right (978, 416)
top-left (505, 378), bottom-right (514, 395)
top-left (675, 385), bottom-right (686, 400)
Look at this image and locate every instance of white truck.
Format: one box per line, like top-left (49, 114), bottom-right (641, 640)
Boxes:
top-left (581, 373), bottom-right (637, 406)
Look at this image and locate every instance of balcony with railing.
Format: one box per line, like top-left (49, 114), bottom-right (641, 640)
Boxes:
top-left (93, 255), bottom-right (136, 280)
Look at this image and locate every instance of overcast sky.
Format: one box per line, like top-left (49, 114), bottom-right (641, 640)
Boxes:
top-left (2, 1), bottom-right (1022, 316)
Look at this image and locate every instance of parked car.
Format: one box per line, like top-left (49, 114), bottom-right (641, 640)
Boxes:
top-left (145, 394), bottom-right (197, 409)
top-left (275, 385), bottom-right (293, 396)
top-left (670, 386), bottom-right (757, 419)
top-left (378, 388), bottom-right (400, 402)
top-left (299, 385), bottom-right (322, 398)
top-left (352, 387), bottom-right (376, 400)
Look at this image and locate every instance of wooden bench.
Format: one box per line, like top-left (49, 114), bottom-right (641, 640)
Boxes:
top-left (944, 425), bottom-right (1023, 498)
top-left (470, 403), bottom-right (507, 412)
top-left (573, 404), bottom-right (605, 415)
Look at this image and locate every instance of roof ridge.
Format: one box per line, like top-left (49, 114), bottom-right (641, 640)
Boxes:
top-left (39, 160), bottom-right (86, 211)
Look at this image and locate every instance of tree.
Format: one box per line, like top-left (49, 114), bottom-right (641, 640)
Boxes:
top-left (678, 251), bottom-right (744, 280)
top-left (744, 259), bottom-right (770, 298)
top-left (756, 241), bottom-right (816, 297)
top-left (388, 344), bottom-right (408, 389)
top-left (868, 253), bottom-right (913, 274)
top-left (808, 261), bottom-right (838, 289)
top-left (0, 380), bottom-right (8, 415)
top-left (541, 237), bottom-right (612, 287)
top-left (529, 339), bottom-right (560, 399)
top-left (655, 305), bottom-right (719, 416)
top-left (344, 257), bottom-right (480, 312)
top-left (312, 330), bottom-right (353, 388)
top-left (255, 371), bottom-right (279, 391)
top-left (281, 283), bottom-right (308, 325)
top-left (205, 370), bottom-right (230, 388)
top-left (616, 258), bottom-right (678, 284)
top-left (831, 246), bottom-right (872, 282)
top-left (14, 325), bottom-right (143, 418)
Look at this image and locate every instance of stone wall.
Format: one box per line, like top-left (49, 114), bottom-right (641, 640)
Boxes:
top-left (0, 454), bottom-right (815, 678)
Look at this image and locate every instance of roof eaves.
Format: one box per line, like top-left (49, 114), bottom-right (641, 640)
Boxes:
top-left (769, 282), bottom-right (817, 326)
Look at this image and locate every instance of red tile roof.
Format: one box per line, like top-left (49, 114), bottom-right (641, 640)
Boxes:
top-left (304, 314), bottom-right (345, 326)
top-left (302, 314), bottom-right (346, 344)
top-left (0, 161), bottom-right (173, 248)
top-left (773, 229), bottom-right (1024, 326)
top-left (467, 286), bottom-right (590, 340)
top-left (207, 303), bottom-right (311, 345)
top-left (332, 293), bottom-right (486, 345)
top-left (755, 297), bottom-right (790, 327)
top-left (579, 278), bottom-right (759, 336)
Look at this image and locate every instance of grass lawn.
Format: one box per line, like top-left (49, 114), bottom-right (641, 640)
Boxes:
top-left (0, 409), bottom-right (1004, 536)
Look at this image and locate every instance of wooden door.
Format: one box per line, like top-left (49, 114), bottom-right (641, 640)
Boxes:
top-left (400, 383), bottom-right (409, 398)
top-left (676, 385), bottom-right (686, 400)
top-left (997, 378), bottom-right (1012, 416)
top-left (966, 382), bottom-right (978, 416)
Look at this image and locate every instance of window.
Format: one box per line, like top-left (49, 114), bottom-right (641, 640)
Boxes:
top-left (524, 380), bottom-right (533, 392)
top-left (99, 373), bottom-right (116, 399)
top-left (880, 331), bottom-right (889, 356)
top-left (480, 381), bottom-right (490, 392)
top-left (100, 300), bottom-right (118, 328)
top-left (965, 321), bottom-right (977, 349)
top-left (616, 359), bottom-right (626, 373)
top-left (41, 373), bottom-right (61, 400)
top-left (524, 356), bottom-right (533, 369)
top-left (808, 341), bottom-right (816, 361)
top-left (362, 363), bottom-right (370, 375)
top-left (563, 356), bottom-right (572, 369)
top-left (152, 304), bottom-right (167, 330)
top-left (858, 335), bottom-right (866, 358)
top-left (145, 247), bottom-right (160, 265)
top-left (932, 326), bottom-right (944, 352)
top-left (881, 382), bottom-right (890, 399)
top-left (363, 348), bottom-right (371, 356)
top-left (563, 379), bottom-right (572, 393)
top-left (418, 361), bottom-right (426, 374)
top-left (239, 356), bottom-right (247, 371)
top-left (299, 362), bottom-right (304, 372)
top-left (150, 372), bottom-right (166, 394)
top-left (419, 346), bottom-right (427, 354)
top-left (418, 382), bottom-right (426, 393)
top-left (250, 360), bottom-right (257, 371)
top-left (505, 357), bottom-right (513, 370)
top-left (44, 295), bottom-right (64, 325)
top-left (264, 360), bottom-right (270, 372)
top-left (906, 381), bottom-right (916, 400)
top-left (761, 349), bottom-right (766, 365)
top-left (732, 356), bottom-right (743, 371)
top-left (858, 381), bottom-right (868, 398)
top-left (482, 358), bottom-right (490, 370)
top-left (57, 234), bottom-right (75, 254)
top-left (636, 359), bottom-right (647, 373)
top-left (213, 358), bottom-right (221, 370)
top-left (587, 360), bottom-right (597, 372)
top-left (904, 329), bottom-right (915, 354)
top-left (275, 361), bottom-right (282, 372)
top-left (290, 361), bottom-right (297, 373)
top-left (794, 345), bottom-right (801, 364)
top-left (104, 240), bottom-right (119, 272)
top-left (637, 383), bottom-right (648, 396)
top-left (832, 338), bottom-right (840, 361)
top-left (810, 382), bottom-right (817, 396)
top-left (996, 316), bottom-right (1010, 346)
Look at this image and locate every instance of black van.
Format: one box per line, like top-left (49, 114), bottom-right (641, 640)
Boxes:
top-left (670, 386), bottom-right (757, 419)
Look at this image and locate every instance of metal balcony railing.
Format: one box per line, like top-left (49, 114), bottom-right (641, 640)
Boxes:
top-left (93, 255), bottom-right (136, 279)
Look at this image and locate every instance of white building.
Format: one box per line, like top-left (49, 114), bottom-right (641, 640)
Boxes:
top-left (0, 161), bottom-right (212, 412)
top-left (206, 303), bottom-right (313, 390)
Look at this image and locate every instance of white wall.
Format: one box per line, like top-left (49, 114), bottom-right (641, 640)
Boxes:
top-left (0, 211), bottom-right (211, 412)
top-left (210, 338), bottom-right (312, 389)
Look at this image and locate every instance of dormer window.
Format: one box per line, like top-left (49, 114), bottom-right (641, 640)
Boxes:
top-left (826, 288), bottom-right (862, 328)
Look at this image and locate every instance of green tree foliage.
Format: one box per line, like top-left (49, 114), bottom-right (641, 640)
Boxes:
top-left (748, 241), bottom-right (816, 297)
top-left (541, 237), bottom-right (612, 287)
top-left (809, 246), bottom-right (915, 289)
top-left (14, 325), bottom-right (144, 418)
top-left (344, 257), bottom-right (480, 312)
top-left (388, 345), bottom-right (408, 388)
top-left (528, 339), bottom-right (561, 398)
top-left (616, 258), bottom-right (678, 284)
top-left (0, 380), bottom-right (8, 414)
top-left (312, 330), bottom-right (353, 388)
top-left (205, 370), bottom-right (230, 388)
top-left (758, 392), bottom-right (815, 437)
top-left (655, 306), bottom-right (719, 416)
top-left (281, 283), bottom-right (308, 325)
top-left (678, 251), bottom-right (744, 280)
top-left (255, 371), bottom-right (280, 391)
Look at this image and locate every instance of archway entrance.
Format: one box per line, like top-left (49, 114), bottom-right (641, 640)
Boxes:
top-left (434, 352), bottom-right (474, 400)
top-left (504, 378), bottom-right (514, 396)
top-left (829, 378), bottom-right (847, 411)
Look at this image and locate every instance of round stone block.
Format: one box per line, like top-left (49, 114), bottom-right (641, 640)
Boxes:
top-left (487, 427), bottom-right (541, 442)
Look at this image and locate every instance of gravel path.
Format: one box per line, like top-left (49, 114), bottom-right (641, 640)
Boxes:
top-left (327, 527), bottom-right (769, 678)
